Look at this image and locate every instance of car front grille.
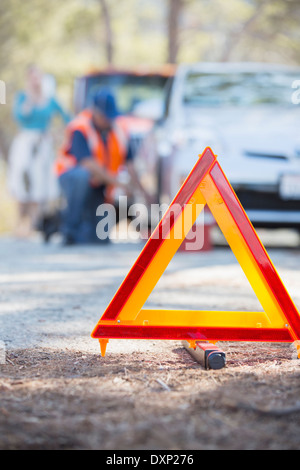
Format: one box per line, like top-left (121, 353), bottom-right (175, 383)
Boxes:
top-left (235, 189), bottom-right (300, 211)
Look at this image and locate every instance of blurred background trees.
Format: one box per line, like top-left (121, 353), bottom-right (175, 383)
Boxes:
top-left (1, 0), bottom-right (300, 157)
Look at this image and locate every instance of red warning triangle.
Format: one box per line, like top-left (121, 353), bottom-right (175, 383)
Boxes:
top-left (91, 148), bottom-right (300, 357)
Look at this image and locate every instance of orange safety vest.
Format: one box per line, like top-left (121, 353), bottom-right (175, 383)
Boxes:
top-left (55, 109), bottom-right (127, 200)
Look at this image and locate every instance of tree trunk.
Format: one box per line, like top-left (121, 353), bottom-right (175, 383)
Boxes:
top-left (99, 0), bottom-right (113, 66)
top-left (220, 0), bottom-right (269, 62)
top-left (167, 0), bottom-right (183, 64)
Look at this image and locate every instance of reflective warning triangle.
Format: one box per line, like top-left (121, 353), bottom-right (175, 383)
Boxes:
top-left (91, 148), bottom-right (300, 357)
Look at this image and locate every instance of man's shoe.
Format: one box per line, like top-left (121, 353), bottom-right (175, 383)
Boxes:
top-left (62, 235), bottom-right (76, 246)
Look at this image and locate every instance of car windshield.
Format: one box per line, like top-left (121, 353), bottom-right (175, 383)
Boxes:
top-left (85, 74), bottom-right (168, 114)
top-left (183, 71), bottom-right (300, 107)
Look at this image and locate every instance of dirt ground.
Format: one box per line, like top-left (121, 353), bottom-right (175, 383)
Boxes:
top-left (1, 343), bottom-right (299, 450)
top-left (0, 233), bottom-right (300, 450)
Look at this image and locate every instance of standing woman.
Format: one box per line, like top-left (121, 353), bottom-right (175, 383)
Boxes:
top-left (8, 64), bottom-right (70, 237)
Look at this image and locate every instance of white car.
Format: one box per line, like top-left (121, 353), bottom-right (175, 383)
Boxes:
top-left (143, 62), bottom-right (300, 230)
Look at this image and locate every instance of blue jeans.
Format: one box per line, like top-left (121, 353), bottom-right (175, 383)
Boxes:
top-left (59, 167), bottom-right (107, 244)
